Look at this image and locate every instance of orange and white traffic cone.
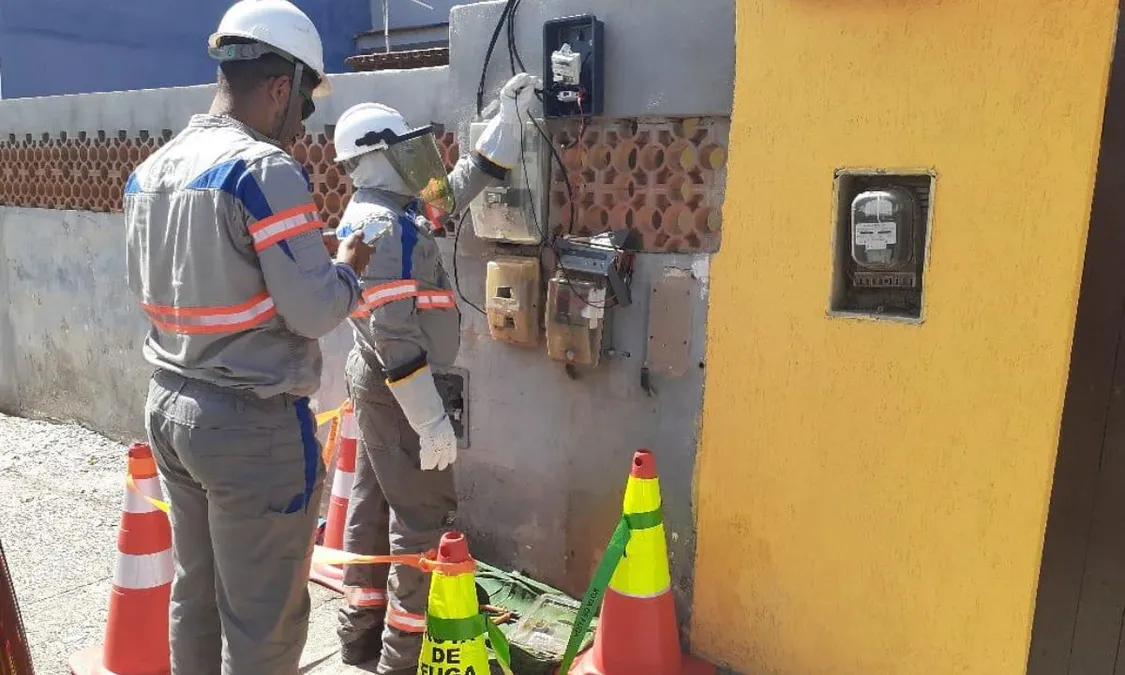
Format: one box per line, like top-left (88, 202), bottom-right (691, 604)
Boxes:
top-left (567, 450), bottom-right (715, 675)
top-left (310, 402), bottom-right (357, 594)
top-left (69, 443), bottom-right (172, 675)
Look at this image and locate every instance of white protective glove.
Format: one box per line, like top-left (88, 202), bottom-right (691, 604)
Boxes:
top-left (474, 72), bottom-right (542, 170)
top-left (387, 364), bottom-right (458, 471)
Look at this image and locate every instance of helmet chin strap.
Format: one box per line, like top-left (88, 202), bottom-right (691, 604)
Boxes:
top-left (271, 59), bottom-right (305, 144)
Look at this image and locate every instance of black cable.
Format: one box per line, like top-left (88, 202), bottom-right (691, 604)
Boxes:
top-left (527, 115), bottom-right (574, 236)
top-left (477, 0), bottom-right (515, 117)
top-left (473, 2), bottom-right (611, 310)
top-left (506, 0), bottom-right (527, 76)
top-left (522, 112), bottom-right (613, 310)
top-left (453, 209), bottom-right (486, 315)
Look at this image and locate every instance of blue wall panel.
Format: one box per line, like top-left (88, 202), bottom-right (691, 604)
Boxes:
top-left (0, 0), bottom-right (368, 99)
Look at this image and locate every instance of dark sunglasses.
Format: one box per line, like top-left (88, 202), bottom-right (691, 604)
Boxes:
top-left (298, 89), bottom-right (315, 121)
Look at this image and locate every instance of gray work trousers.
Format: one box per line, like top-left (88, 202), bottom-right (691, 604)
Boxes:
top-left (145, 369), bottom-right (326, 675)
top-left (338, 350), bottom-right (457, 674)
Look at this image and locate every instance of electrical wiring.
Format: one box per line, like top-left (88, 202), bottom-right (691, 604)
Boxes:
top-left (475, 0), bottom-right (615, 311)
top-left (452, 209), bottom-right (487, 316)
top-left (505, 0), bottom-right (527, 75)
top-left (476, 0), bottom-right (515, 117)
top-left (520, 111), bottom-right (614, 311)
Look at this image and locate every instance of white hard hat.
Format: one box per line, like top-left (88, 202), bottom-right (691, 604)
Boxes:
top-left (209, 0), bottom-right (332, 97)
top-left (333, 103), bottom-right (411, 162)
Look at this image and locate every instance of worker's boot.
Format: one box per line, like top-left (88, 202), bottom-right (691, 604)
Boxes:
top-left (339, 628), bottom-right (383, 666)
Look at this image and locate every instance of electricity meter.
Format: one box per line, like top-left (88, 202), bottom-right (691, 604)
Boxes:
top-left (485, 256), bottom-right (541, 347)
top-left (468, 120), bottom-right (548, 244)
top-left (546, 272), bottom-right (607, 368)
top-left (850, 187), bottom-right (921, 289)
top-left (544, 231), bottom-right (638, 368)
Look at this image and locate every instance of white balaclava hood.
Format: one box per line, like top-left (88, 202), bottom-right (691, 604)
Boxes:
top-left (347, 150), bottom-right (412, 196)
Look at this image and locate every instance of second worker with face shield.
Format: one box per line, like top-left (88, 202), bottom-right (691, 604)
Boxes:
top-left (329, 73), bottom-right (539, 673)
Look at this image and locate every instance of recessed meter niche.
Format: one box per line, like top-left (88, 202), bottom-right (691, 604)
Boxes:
top-left (829, 170), bottom-right (933, 321)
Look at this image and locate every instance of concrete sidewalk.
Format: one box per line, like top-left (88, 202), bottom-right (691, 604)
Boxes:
top-left (0, 412), bottom-right (370, 675)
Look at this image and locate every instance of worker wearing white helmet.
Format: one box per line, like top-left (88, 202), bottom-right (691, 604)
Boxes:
top-left (328, 73), bottom-right (539, 671)
top-left (124, 1), bottom-right (373, 673)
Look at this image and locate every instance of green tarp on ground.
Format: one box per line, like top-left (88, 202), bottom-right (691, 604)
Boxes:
top-left (475, 562), bottom-right (596, 675)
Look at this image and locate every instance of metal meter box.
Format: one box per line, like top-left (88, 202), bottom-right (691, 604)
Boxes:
top-left (485, 256), bottom-right (541, 347)
top-left (542, 14), bottom-right (605, 118)
top-left (468, 120), bottom-right (549, 244)
top-left (545, 271), bottom-right (607, 368)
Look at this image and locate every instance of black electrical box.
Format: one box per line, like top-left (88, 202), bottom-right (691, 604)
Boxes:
top-left (542, 14), bottom-right (604, 119)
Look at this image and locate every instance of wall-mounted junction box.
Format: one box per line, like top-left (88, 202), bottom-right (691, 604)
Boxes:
top-left (468, 120), bottom-right (549, 244)
top-left (546, 271), bottom-right (607, 368)
top-left (544, 232), bottom-right (636, 368)
top-left (542, 14), bottom-right (605, 119)
top-left (485, 256), bottom-right (541, 347)
top-left (829, 169), bottom-right (934, 322)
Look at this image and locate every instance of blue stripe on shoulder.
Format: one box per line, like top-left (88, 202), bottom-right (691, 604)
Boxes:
top-left (185, 158), bottom-right (273, 221)
top-left (399, 211), bottom-right (418, 279)
top-left (123, 172), bottom-right (142, 195)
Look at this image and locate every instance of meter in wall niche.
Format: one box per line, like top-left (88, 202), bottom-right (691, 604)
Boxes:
top-left (850, 186), bottom-right (922, 289)
top-left (485, 256), bottom-right (541, 347)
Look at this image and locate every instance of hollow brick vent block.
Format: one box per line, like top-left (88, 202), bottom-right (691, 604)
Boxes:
top-left (0, 121), bottom-right (725, 253)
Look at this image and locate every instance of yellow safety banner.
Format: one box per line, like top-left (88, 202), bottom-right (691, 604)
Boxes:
top-left (315, 398), bottom-right (351, 470)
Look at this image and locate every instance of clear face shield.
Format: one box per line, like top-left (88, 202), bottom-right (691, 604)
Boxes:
top-left (356, 125), bottom-right (456, 215)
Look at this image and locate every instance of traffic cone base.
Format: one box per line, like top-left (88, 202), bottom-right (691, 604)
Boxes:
top-left (567, 450), bottom-right (716, 675)
top-left (70, 443), bottom-right (172, 675)
top-left (70, 645), bottom-right (173, 675)
top-left (568, 588), bottom-right (715, 675)
top-left (310, 404), bottom-right (357, 594)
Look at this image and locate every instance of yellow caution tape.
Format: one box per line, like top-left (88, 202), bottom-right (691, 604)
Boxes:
top-left (126, 472), bottom-right (170, 514)
top-left (316, 399), bottom-right (351, 470)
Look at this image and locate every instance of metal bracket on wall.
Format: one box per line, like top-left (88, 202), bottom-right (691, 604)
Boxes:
top-left (432, 365), bottom-right (469, 450)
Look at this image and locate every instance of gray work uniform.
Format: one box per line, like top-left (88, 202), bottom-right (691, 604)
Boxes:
top-left (336, 153), bottom-right (502, 673)
top-left (125, 114), bottom-right (362, 675)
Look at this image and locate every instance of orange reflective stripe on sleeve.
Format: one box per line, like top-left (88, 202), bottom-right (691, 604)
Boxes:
top-left (363, 280), bottom-right (422, 307)
top-left (416, 290), bottom-right (457, 309)
top-left (350, 281), bottom-right (458, 318)
top-left (142, 292), bottom-right (277, 335)
top-left (386, 604), bottom-right (427, 633)
top-left (249, 203), bottom-right (323, 252)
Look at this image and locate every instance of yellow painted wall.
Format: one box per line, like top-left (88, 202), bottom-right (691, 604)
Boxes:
top-left (692, 1), bottom-right (1118, 673)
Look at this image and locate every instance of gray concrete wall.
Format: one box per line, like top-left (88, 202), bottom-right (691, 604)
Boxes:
top-left (0, 68), bottom-right (452, 140)
top-left (449, 0), bottom-right (735, 123)
top-left (0, 0), bottom-right (733, 636)
top-left (0, 209), bottom-right (149, 438)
